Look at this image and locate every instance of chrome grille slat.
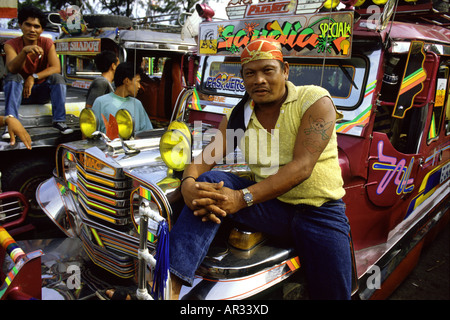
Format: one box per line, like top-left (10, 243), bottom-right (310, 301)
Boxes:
top-left (72, 155), bottom-right (134, 225)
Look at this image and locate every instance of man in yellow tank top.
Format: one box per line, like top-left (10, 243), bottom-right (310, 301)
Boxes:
top-left (169, 39), bottom-right (352, 300)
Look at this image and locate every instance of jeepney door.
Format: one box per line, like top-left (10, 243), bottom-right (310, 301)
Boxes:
top-left (365, 42), bottom-right (433, 209)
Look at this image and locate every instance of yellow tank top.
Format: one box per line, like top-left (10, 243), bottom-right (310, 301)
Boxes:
top-left (231, 82), bottom-right (345, 207)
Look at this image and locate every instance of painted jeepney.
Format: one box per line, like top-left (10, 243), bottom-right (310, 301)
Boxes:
top-left (33, 0), bottom-right (449, 300)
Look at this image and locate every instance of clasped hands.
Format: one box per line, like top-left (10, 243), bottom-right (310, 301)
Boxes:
top-left (181, 180), bottom-right (244, 224)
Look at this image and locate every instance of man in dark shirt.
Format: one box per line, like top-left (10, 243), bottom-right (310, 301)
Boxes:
top-left (85, 50), bottom-right (119, 108)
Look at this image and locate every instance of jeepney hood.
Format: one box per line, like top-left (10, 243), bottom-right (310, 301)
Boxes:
top-left (57, 126), bottom-right (215, 187)
top-left (58, 133), bottom-right (165, 186)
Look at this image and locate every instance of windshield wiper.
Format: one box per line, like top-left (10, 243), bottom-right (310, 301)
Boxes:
top-left (338, 61), bottom-right (358, 90)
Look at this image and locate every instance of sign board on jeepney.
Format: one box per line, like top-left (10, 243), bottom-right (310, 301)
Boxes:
top-left (225, 0), bottom-right (327, 19)
top-left (55, 38), bottom-right (101, 55)
top-left (198, 11), bottom-right (353, 59)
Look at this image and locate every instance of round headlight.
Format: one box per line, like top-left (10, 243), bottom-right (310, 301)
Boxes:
top-left (116, 109), bottom-right (134, 140)
top-left (323, 0), bottom-right (339, 9)
top-left (159, 129), bottom-right (191, 171)
top-left (79, 108), bottom-right (98, 138)
top-left (168, 121), bottom-right (191, 145)
top-left (372, 0), bottom-right (388, 4)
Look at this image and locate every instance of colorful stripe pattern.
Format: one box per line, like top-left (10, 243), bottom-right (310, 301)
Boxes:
top-left (336, 105), bottom-right (372, 133)
top-left (428, 112), bottom-right (437, 140)
top-left (0, 226), bottom-right (25, 263)
top-left (336, 80), bottom-right (376, 133)
top-left (393, 41), bottom-right (426, 119)
top-left (190, 88), bottom-right (202, 111)
top-left (139, 187), bottom-right (152, 201)
top-left (286, 256), bottom-right (301, 271)
top-left (399, 67), bottom-right (427, 96)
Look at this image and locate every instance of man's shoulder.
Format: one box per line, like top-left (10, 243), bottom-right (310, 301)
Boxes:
top-left (39, 36), bottom-right (54, 45)
top-left (90, 77), bottom-right (109, 87)
top-left (126, 96), bottom-right (143, 106)
top-left (4, 36), bottom-right (21, 47)
top-left (93, 92), bottom-right (113, 104)
top-left (289, 83), bottom-right (330, 101)
top-left (291, 83), bottom-right (328, 94)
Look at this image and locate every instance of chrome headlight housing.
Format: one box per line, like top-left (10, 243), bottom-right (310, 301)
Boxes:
top-left (62, 149), bottom-right (78, 192)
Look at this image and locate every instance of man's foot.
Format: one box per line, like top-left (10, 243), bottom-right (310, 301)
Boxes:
top-left (2, 127), bottom-right (10, 140)
top-left (53, 122), bottom-right (74, 134)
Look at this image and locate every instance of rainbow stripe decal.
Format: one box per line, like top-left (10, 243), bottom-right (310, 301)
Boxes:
top-left (336, 80), bottom-right (376, 133)
top-left (190, 88), bottom-right (202, 111)
top-left (286, 256), bottom-right (301, 271)
top-left (399, 67), bottom-right (427, 96)
top-left (0, 227), bottom-right (25, 264)
top-left (336, 105), bottom-right (371, 133)
top-left (139, 187), bottom-right (152, 201)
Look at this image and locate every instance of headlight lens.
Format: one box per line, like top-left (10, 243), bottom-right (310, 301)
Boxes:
top-left (80, 108), bottom-right (98, 138)
top-left (116, 109), bottom-right (134, 140)
top-left (323, 0), bottom-right (339, 9)
top-left (167, 121), bottom-right (191, 145)
top-left (159, 128), bottom-right (191, 171)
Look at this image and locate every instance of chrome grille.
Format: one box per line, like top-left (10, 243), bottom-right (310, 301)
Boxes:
top-left (75, 162), bottom-right (134, 225)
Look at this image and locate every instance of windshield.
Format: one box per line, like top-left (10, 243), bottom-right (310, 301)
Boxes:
top-left (199, 55), bottom-right (368, 110)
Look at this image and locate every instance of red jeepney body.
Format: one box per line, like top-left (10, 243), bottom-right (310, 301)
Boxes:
top-left (186, 0), bottom-right (450, 297)
top-left (340, 20), bottom-right (449, 251)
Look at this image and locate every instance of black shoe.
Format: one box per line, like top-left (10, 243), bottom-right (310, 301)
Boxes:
top-left (53, 122), bottom-right (74, 134)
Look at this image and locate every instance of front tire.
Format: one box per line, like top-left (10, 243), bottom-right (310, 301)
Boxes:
top-left (1, 156), bottom-right (54, 211)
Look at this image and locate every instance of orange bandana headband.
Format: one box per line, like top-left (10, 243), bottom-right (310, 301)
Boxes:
top-left (240, 39), bottom-right (284, 66)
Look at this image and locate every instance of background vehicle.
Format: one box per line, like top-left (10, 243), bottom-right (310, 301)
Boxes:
top-left (0, 8), bottom-right (197, 211)
top-left (36, 0), bottom-right (449, 300)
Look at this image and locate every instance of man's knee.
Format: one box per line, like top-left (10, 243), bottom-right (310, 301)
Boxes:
top-left (46, 73), bottom-right (66, 84)
top-left (197, 171), bottom-right (231, 183)
top-left (5, 73), bottom-right (23, 82)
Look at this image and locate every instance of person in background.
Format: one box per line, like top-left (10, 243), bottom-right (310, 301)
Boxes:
top-left (85, 50), bottom-right (119, 108)
top-left (0, 115), bottom-right (32, 149)
top-left (2, 5), bottom-right (73, 140)
top-left (92, 62), bottom-right (153, 134)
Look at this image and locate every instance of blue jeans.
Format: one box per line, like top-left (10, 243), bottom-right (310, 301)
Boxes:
top-left (170, 171), bottom-right (352, 300)
top-left (3, 73), bottom-right (67, 122)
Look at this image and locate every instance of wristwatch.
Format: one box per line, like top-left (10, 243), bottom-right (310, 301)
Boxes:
top-left (5, 114), bottom-right (15, 119)
top-left (242, 188), bottom-right (253, 207)
top-left (32, 73), bottom-right (39, 80)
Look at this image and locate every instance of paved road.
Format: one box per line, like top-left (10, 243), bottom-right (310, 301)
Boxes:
top-left (388, 220), bottom-right (449, 300)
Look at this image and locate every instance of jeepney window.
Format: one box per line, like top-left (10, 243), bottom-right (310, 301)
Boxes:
top-left (428, 66), bottom-right (449, 142)
top-left (65, 55), bottom-right (100, 78)
top-left (199, 56), bottom-right (367, 109)
top-left (201, 57), bottom-right (245, 97)
top-left (140, 57), bottom-right (167, 77)
top-left (287, 57), bottom-right (366, 109)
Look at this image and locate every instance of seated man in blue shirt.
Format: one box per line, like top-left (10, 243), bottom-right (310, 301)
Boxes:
top-left (92, 62), bottom-right (153, 135)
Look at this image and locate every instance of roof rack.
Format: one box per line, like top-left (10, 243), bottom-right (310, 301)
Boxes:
top-left (132, 13), bottom-right (183, 33)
